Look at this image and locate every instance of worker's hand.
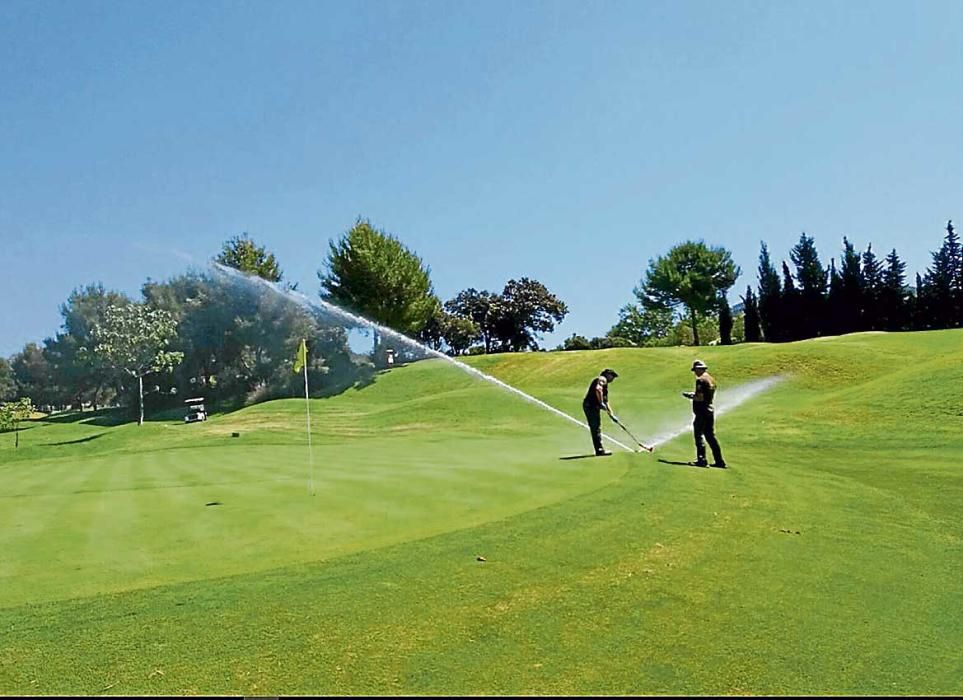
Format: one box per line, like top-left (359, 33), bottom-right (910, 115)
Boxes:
top-left (682, 391), bottom-right (694, 399)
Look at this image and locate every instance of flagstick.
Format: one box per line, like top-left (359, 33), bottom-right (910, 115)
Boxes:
top-left (302, 343), bottom-right (315, 496)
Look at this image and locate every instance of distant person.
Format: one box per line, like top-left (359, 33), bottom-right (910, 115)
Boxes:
top-left (682, 359), bottom-right (726, 468)
top-left (583, 368), bottom-right (618, 456)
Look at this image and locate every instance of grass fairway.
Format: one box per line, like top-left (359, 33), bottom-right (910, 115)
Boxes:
top-left (1, 331), bottom-right (962, 695)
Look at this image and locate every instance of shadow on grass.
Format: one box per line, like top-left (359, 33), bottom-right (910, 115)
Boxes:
top-left (48, 433), bottom-right (106, 446)
top-left (657, 458), bottom-right (708, 469)
top-left (560, 454), bottom-right (608, 461)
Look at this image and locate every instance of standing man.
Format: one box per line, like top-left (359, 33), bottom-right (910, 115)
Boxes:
top-left (583, 368), bottom-right (618, 456)
top-left (682, 359), bottom-right (726, 468)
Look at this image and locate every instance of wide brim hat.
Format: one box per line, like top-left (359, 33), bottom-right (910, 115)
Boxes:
top-left (691, 360), bottom-right (708, 371)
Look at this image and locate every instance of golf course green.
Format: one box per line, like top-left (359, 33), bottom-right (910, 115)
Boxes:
top-left (1, 330), bottom-right (961, 695)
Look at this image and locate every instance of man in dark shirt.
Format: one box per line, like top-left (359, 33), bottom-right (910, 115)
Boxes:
top-left (583, 368), bottom-right (618, 456)
top-left (682, 359), bottom-right (726, 468)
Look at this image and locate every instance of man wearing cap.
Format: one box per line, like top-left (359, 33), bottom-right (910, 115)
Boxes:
top-left (682, 360), bottom-right (726, 468)
top-left (583, 368), bottom-right (618, 456)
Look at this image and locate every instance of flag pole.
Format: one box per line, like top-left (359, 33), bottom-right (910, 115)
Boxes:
top-left (302, 339), bottom-right (314, 495)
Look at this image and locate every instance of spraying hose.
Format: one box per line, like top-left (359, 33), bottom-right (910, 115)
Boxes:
top-left (609, 414), bottom-right (654, 453)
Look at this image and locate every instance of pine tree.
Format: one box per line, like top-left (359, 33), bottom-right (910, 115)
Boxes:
top-left (923, 220), bottom-right (961, 328)
top-left (741, 286), bottom-right (762, 342)
top-left (718, 295), bottom-right (734, 345)
top-left (881, 249), bottom-right (908, 331)
top-left (826, 259), bottom-right (845, 336)
top-left (861, 244), bottom-right (884, 330)
top-left (757, 242), bottom-right (783, 342)
top-left (789, 232), bottom-right (827, 339)
top-left (913, 272), bottom-right (929, 330)
top-left (838, 237), bottom-right (863, 334)
top-left (781, 261), bottom-right (801, 341)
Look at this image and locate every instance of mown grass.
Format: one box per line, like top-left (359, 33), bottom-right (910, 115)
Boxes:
top-left (1, 330), bottom-right (961, 695)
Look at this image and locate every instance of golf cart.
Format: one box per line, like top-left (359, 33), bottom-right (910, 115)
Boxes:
top-left (184, 397), bottom-right (207, 423)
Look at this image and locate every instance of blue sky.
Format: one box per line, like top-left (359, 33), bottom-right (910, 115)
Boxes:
top-left (2, 0), bottom-right (961, 357)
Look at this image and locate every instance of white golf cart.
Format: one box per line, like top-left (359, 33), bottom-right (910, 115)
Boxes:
top-left (184, 397), bottom-right (208, 423)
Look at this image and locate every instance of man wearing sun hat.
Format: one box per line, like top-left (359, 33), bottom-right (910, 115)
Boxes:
top-left (682, 359), bottom-right (726, 468)
top-left (583, 368), bottom-right (619, 456)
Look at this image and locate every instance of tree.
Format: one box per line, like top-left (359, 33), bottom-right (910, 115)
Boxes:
top-left (860, 244), bottom-right (884, 330)
top-left (780, 261), bottom-right (801, 341)
top-left (319, 219), bottom-right (439, 351)
top-left (838, 237), bottom-right (863, 335)
top-left (607, 303), bottom-right (675, 347)
top-left (789, 233), bottom-right (827, 339)
top-left (924, 220), bottom-right (961, 328)
top-left (44, 283), bottom-right (132, 410)
top-left (757, 242), bottom-right (782, 342)
top-left (10, 343), bottom-right (59, 410)
top-left (445, 289), bottom-right (499, 353)
top-left (0, 397), bottom-right (35, 448)
top-left (489, 278), bottom-right (568, 352)
top-left (718, 295), bottom-right (734, 345)
top-left (91, 303), bottom-right (184, 425)
top-left (0, 358), bottom-right (16, 401)
top-left (637, 241), bottom-right (740, 346)
top-left (741, 286), bottom-right (761, 342)
top-left (881, 249), bottom-right (909, 331)
top-left (418, 306), bottom-right (480, 356)
top-left (216, 234), bottom-right (284, 283)
top-left (825, 259), bottom-right (845, 337)
top-left (560, 334), bottom-right (592, 351)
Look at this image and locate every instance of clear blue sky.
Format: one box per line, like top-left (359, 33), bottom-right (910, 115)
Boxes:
top-left (2, 0), bottom-right (961, 357)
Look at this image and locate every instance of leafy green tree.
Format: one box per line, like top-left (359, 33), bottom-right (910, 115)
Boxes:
top-left (92, 303), bottom-right (184, 425)
top-left (444, 289), bottom-right (498, 353)
top-left (740, 286), bottom-right (761, 343)
top-left (439, 314), bottom-right (480, 356)
top-left (216, 234), bottom-right (284, 283)
top-left (637, 241), bottom-right (739, 346)
top-left (0, 397), bottom-right (35, 448)
top-left (607, 303), bottom-right (675, 347)
top-left (757, 242), bottom-right (782, 342)
top-left (489, 278), bottom-right (568, 352)
top-left (0, 358), bottom-right (16, 401)
top-left (718, 295), bottom-right (734, 345)
top-left (44, 283), bottom-right (131, 410)
top-left (589, 336), bottom-right (634, 349)
top-left (319, 219), bottom-right (439, 351)
top-left (10, 343), bottom-right (59, 410)
top-left (560, 334), bottom-right (592, 351)
top-left (789, 233), bottom-right (827, 339)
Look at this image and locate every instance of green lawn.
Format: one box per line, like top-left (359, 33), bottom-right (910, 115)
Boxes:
top-left (1, 330), bottom-right (961, 695)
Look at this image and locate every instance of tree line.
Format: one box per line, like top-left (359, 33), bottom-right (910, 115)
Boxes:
top-left (740, 220), bottom-right (960, 342)
top-left (2, 216), bottom-right (958, 429)
top-left (0, 219), bottom-right (570, 425)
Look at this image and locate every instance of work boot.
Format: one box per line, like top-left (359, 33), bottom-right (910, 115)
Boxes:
top-left (710, 462), bottom-right (727, 469)
top-left (596, 450), bottom-right (612, 457)
top-left (689, 459), bottom-right (708, 467)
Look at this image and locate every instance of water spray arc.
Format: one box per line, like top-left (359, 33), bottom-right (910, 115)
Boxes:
top-left (212, 264), bottom-right (637, 451)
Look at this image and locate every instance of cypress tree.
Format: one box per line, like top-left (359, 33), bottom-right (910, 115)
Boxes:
top-left (839, 237), bottom-right (863, 334)
top-left (789, 232), bottom-right (828, 339)
top-left (757, 242), bottom-right (783, 342)
top-left (861, 244), bottom-right (884, 331)
top-left (881, 248), bottom-right (908, 331)
top-left (781, 261), bottom-right (801, 341)
top-left (741, 286), bottom-right (762, 342)
top-left (718, 295), bottom-right (733, 345)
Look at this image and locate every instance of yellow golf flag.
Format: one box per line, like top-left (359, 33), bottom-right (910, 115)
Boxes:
top-left (293, 338), bottom-right (307, 374)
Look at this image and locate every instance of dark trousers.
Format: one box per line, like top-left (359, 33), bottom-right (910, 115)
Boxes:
top-left (693, 411), bottom-right (724, 464)
top-left (583, 403), bottom-right (604, 453)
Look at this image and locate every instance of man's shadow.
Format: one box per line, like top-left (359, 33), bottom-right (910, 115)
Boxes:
top-left (559, 454), bottom-right (605, 461)
top-left (657, 458), bottom-right (707, 469)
